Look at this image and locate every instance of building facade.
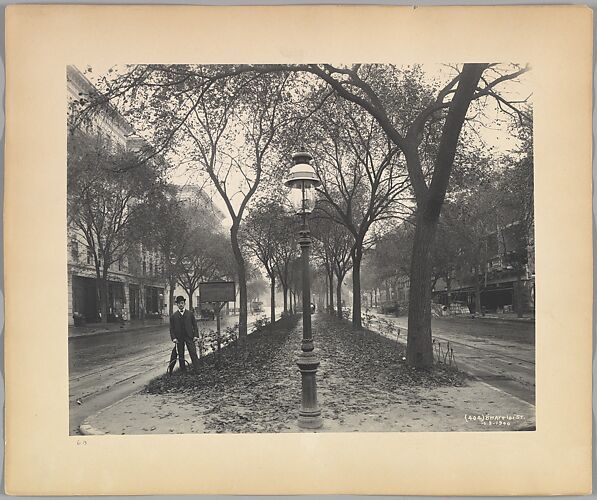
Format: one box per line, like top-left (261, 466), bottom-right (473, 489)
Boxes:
top-left (431, 222), bottom-right (535, 315)
top-left (67, 65), bottom-right (166, 325)
top-left (363, 221), bottom-right (535, 316)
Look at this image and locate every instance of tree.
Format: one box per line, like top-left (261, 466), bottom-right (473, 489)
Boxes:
top-left (182, 73), bottom-right (287, 342)
top-left (243, 198), bottom-right (290, 322)
top-left (311, 216), bottom-right (354, 319)
top-left (299, 94), bottom-right (410, 328)
top-left (272, 211), bottom-right (299, 314)
top-left (178, 229), bottom-right (235, 311)
top-left (311, 238), bottom-right (335, 314)
top-left (441, 161), bottom-right (508, 316)
top-left (68, 131), bottom-right (164, 323)
top-left (368, 223), bottom-right (413, 306)
top-left (144, 185), bottom-right (189, 316)
top-left (496, 117), bottom-right (534, 317)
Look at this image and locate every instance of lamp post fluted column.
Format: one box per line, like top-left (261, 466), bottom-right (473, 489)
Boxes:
top-left (284, 151), bottom-right (322, 430)
top-left (297, 222), bottom-right (322, 429)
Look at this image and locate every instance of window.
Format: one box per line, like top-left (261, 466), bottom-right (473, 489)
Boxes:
top-left (150, 261), bottom-right (153, 276)
top-left (118, 256), bottom-right (123, 271)
top-left (86, 248), bottom-right (93, 265)
top-left (142, 260), bottom-right (146, 276)
top-left (70, 239), bottom-right (79, 261)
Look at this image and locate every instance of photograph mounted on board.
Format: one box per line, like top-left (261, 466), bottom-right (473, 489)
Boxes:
top-left (67, 62), bottom-right (535, 436)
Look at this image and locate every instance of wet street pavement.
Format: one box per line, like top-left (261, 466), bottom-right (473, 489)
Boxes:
top-left (371, 314), bottom-right (535, 405)
top-left (69, 313), bottom-right (263, 433)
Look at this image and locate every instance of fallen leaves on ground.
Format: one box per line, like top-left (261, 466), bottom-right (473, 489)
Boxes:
top-left (144, 314), bottom-right (466, 433)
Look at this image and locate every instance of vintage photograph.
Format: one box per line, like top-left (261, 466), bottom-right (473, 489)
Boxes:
top-left (67, 63), bottom-right (535, 435)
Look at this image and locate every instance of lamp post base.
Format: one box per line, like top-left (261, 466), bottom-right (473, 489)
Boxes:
top-left (297, 350), bottom-right (323, 429)
top-left (298, 412), bottom-right (323, 429)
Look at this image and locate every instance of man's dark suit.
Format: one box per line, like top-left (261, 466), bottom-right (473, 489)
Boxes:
top-left (169, 309), bottom-right (200, 371)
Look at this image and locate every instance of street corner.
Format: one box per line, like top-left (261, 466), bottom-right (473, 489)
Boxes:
top-left (80, 392), bottom-right (208, 435)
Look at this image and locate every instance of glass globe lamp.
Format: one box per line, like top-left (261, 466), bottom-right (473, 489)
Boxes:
top-left (284, 152), bottom-right (320, 215)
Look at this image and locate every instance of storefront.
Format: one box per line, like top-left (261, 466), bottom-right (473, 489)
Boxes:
top-left (107, 282), bottom-right (126, 321)
top-left (72, 276), bottom-right (99, 323)
top-left (71, 276), bottom-right (127, 323)
top-left (145, 285), bottom-right (164, 317)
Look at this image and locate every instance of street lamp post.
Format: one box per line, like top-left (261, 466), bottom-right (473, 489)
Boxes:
top-left (285, 151), bottom-right (323, 429)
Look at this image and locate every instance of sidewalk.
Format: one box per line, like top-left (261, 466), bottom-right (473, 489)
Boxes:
top-left (68, 312), bottom-right (247, 338)
top-left (473, 312), bottom-right (535, 322)
top-left (68, 318), bottom-right (168, 338)
top-left (81, 313), bottom-right (535, 434)
top-left (373, 308), bottom-right (535, 323)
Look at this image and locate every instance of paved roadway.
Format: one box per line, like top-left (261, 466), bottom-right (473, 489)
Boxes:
top-left (371, 314), bottom-right (535, 405)
top-left (68, 313), bottom-right (264, 434)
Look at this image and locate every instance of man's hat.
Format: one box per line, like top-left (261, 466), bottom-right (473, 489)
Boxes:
top-left (175, 296), bottom-right (186, 303)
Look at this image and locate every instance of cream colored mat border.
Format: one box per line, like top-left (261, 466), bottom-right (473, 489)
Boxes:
top-left (4, 5), bottom-right (593, 495)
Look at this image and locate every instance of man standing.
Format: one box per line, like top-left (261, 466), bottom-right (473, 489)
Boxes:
top-left (168, 296), bottom-right (200, 372)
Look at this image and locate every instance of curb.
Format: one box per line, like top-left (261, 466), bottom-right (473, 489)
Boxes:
top-left (79, 392), bottom-right (139, 435)
top-left (69, 314), bottom-right (252, 339)
top-left (471, 316), bottom-right (535, 324)
top-left (372, 313), bottom-right (534, 324)
top-left (79, 421), bottom-right (106, 435)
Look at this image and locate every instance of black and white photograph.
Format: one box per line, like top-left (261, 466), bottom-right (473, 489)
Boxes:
top-left (67, 62), bottom-right (535, 435)
top-left (7, 3), bottom-right (594, 495)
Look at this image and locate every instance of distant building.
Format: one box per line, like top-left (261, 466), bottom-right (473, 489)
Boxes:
top-left (363, 221), bottom-right (535, 316)
top-left (432, 222), bottom-right (535, 315)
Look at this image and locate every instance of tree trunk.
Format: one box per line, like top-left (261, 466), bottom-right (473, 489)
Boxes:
top-left (270, 274), bottom-right (276, 323)
top-left (474, 268), bottom-right (482, 316)
top-left (168, 278), bottom-right (176, 316)
top-left (139, 283), bottom-right (145, 321)
top-left (328, 272), bottom-right (334, 314)
top-left (336, 278), bottom-right (343, 319)
top-left (404, 64), bottom-right (486, 368)
top-left (100, 267), bottom-right (109, 324)
top-left (352, 245), bottom-right (363, 328)
top-left (187, 289), bottom-right (194, 312)
top-left (94, 266), bottom-right (104, 324)
top-left (282, 284), bottom-right (288, 313)
top-left (230, 224), bottom-right (248, 343)
top-left (324, 273), bottom-right (329, 310)
top-left (406, 213), bottom-right (437, 368)
top-left (516, 272), bottom-right (524, 318)
top-left (446, 276), bottom-right (452, 308)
